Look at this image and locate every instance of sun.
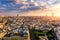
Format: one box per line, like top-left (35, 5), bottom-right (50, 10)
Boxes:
top-left (54, 13), bottom-right (60, 17)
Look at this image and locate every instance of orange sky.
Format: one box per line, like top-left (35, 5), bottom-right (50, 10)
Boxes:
top-left (0, 0), bottom-right (60, 17)
top-left (18, 3), bottom-right (60, 17)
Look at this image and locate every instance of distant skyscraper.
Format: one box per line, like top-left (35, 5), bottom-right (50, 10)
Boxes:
top-left (52, 13), bottom-right (54, 17)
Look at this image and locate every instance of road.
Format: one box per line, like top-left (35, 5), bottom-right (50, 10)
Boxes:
top-left (28, 30), bottom-right (30, 40)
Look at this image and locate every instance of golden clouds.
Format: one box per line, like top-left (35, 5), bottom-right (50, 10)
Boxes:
top-left (51, 3), bottom-right (60, 17)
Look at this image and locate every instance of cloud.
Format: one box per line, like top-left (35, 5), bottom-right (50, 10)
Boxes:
top-left (50, 3), bottom-right (60, 17)
top-left (0, 0), bottom-right (60, 15)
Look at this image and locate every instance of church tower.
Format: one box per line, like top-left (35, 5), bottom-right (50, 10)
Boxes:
top-left (52, 13), bottom-right (54, 17)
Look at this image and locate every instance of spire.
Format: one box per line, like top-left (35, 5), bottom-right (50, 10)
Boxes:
top-left (52, 13), bottom-right (54, 17)
top-left (17, 14), bottom-right (19, 16)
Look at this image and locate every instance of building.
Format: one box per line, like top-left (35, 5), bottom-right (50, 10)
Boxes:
top-left (39, 35), bottom-right (48, 40)
top-left (54, 27), bottom-right (60, 40)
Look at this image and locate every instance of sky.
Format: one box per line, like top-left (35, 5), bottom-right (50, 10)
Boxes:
top-left (0, 0), bottom-right (60, 16)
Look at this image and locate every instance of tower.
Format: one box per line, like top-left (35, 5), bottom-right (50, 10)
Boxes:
top-left (52, 13), bottom-right (54, 17)
top-left (17, 14), bottom-right (20, 17)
